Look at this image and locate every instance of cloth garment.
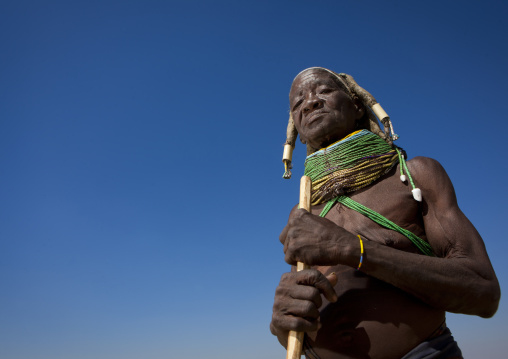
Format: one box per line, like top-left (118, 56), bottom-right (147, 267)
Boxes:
top-left (401, 327), bottom-right (463, 359)
top-left (303, 327), bottom-right (462, 359)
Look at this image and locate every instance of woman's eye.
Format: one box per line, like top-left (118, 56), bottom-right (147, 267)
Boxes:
top-left (292, 100), bottom-right (303, 111)
top-left (319, 89), bottom-right (333, 94)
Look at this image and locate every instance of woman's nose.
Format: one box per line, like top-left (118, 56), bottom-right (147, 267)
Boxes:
top-left (303, 94), bottom-right (323, 113)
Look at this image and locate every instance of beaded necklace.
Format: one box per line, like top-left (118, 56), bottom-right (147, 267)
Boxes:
top-left (304, 130), bottom-right (399, 206)
top-left (304, 129), bottom-right (433, 256)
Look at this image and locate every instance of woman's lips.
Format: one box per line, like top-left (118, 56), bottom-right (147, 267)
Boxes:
top-left (306, 111), bottom-right (328, 126)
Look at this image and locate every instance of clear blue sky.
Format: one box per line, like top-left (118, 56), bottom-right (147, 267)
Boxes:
top-left (1, 1), bottom-right (507, 358)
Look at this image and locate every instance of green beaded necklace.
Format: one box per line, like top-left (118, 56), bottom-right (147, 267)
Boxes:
top-left (305, 130), bottom-right (434, 256)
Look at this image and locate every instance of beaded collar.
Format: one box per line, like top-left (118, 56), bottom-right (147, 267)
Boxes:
top-left (304, 130), bottom-right (399, 205)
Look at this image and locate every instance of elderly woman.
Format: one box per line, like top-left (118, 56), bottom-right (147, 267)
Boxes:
top-left (270, 68), bottom-right (500, 359)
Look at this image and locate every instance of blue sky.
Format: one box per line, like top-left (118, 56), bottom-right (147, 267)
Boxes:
top-left (1, 1), bottom-right (507, 358)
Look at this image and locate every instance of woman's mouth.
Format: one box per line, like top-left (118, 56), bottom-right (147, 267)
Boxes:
top-left (306, 111), bottom-right (328, 126)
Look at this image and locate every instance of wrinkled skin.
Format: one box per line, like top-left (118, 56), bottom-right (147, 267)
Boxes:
top-left (270, 69), bottom-right (500, 359)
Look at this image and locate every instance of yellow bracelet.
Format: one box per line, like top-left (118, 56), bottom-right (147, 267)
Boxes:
top-left (357, 235), bottom-right (364, 271)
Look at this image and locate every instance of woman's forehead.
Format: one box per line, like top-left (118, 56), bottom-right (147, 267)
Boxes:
top-left (290, 69), bottom-right (341, 94)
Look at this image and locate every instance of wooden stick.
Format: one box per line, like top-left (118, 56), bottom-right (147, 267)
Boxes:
top-left (286, 175), bottom-right (311, 359)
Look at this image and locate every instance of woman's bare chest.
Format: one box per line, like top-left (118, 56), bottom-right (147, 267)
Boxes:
top-left (310, 175), bottom-right (426, 253)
